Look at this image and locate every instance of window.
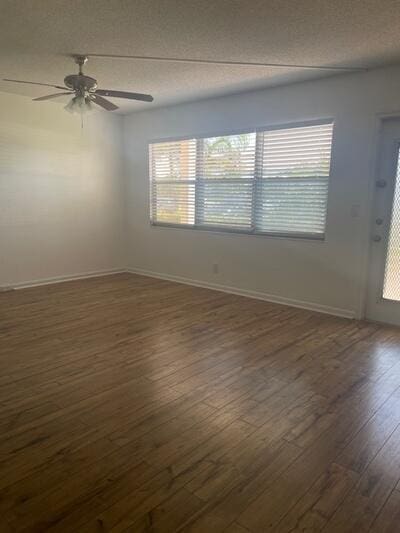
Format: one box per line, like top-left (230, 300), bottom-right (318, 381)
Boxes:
top-left (149, 121), bottom-right (333, 239)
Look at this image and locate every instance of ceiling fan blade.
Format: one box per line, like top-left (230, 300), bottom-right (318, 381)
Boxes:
top-left (3, 78), bottom-right (68, 91)
top-left (33, 92), bottom-right (72, 101)
top-left (95, 89), bottom-right (153, 102)
top-left (90, 94), bottom-right (118, 111)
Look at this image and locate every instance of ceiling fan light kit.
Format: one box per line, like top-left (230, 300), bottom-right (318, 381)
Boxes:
top-left (64, 94), bottom-right (93, 114)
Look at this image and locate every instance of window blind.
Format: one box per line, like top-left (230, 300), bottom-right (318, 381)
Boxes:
top-left (149, 121), bottom-right (333, 239)
top-left (197, 133), bottom-right (256, 229)
top-left (256, 123), bottom-right (333, 236)
top-left (150, 139), bottom-right (196, 225)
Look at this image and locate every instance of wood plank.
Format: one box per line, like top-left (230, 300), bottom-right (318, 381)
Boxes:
top-left (323, 423), bottom-right (400, 532)
top-left (272, 462), bottom-right (358, 532)
top-left (369, 488), bottom-right (400, 532)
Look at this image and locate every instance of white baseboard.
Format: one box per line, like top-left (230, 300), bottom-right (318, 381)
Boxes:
top-left (4, 268), bottom-right (126, 290)
top-left (127, 267), bottom-right (356, 319)
top-left (3, 266), bottom-right (356, 319)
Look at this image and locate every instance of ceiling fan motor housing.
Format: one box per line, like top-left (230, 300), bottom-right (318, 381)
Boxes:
top-left (64, 74), bottom-right (98, 93)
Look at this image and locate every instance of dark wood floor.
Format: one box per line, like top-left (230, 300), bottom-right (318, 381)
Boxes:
top-left (1, 273), bottom-right (400, 532)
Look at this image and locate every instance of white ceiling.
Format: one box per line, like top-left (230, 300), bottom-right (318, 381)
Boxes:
top-left (1, 0), bottom-right (400, 114)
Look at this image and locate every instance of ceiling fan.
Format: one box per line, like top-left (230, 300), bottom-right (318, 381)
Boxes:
top-left (3, 55), bottom-right (154, 113)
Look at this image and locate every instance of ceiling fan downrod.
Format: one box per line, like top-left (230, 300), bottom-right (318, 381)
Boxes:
top-left (74, 55), bottom-right (88, 75)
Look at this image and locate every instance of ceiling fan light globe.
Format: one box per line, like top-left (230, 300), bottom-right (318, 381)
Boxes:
top-left (64, 98), bottom-right (75, 114)
top-left (64, 95), bottom-right (93, 115)
top-left (84, 96), bottom-right (93, 113)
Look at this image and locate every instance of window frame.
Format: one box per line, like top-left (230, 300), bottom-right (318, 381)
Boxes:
top-left (148, 118), bottom-right (334, 241)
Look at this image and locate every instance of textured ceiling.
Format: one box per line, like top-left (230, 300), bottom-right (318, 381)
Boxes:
top-left (1, 0), bottom-right (400, 114)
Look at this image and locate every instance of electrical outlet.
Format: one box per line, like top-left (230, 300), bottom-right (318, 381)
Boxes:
top-left (212, 263), bottom-right (219, 274)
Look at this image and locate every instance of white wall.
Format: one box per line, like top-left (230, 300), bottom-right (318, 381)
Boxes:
top-left (123, 65), bottom-right (400, 318)
top-left (0, 92), bottom-right (125, 286)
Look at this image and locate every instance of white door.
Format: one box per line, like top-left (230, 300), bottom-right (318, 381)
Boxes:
top-left (366, 118), bottom-right (400, 325)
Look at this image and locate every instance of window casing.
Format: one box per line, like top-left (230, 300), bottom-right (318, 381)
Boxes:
top-left (149, 121), bottom-right (333, 239)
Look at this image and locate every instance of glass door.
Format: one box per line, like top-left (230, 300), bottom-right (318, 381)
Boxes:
top-left (366, 118), bottom-right (400, 325)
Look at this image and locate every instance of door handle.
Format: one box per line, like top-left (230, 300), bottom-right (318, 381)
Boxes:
top-left (372, 235), bottom-right (382, 242)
